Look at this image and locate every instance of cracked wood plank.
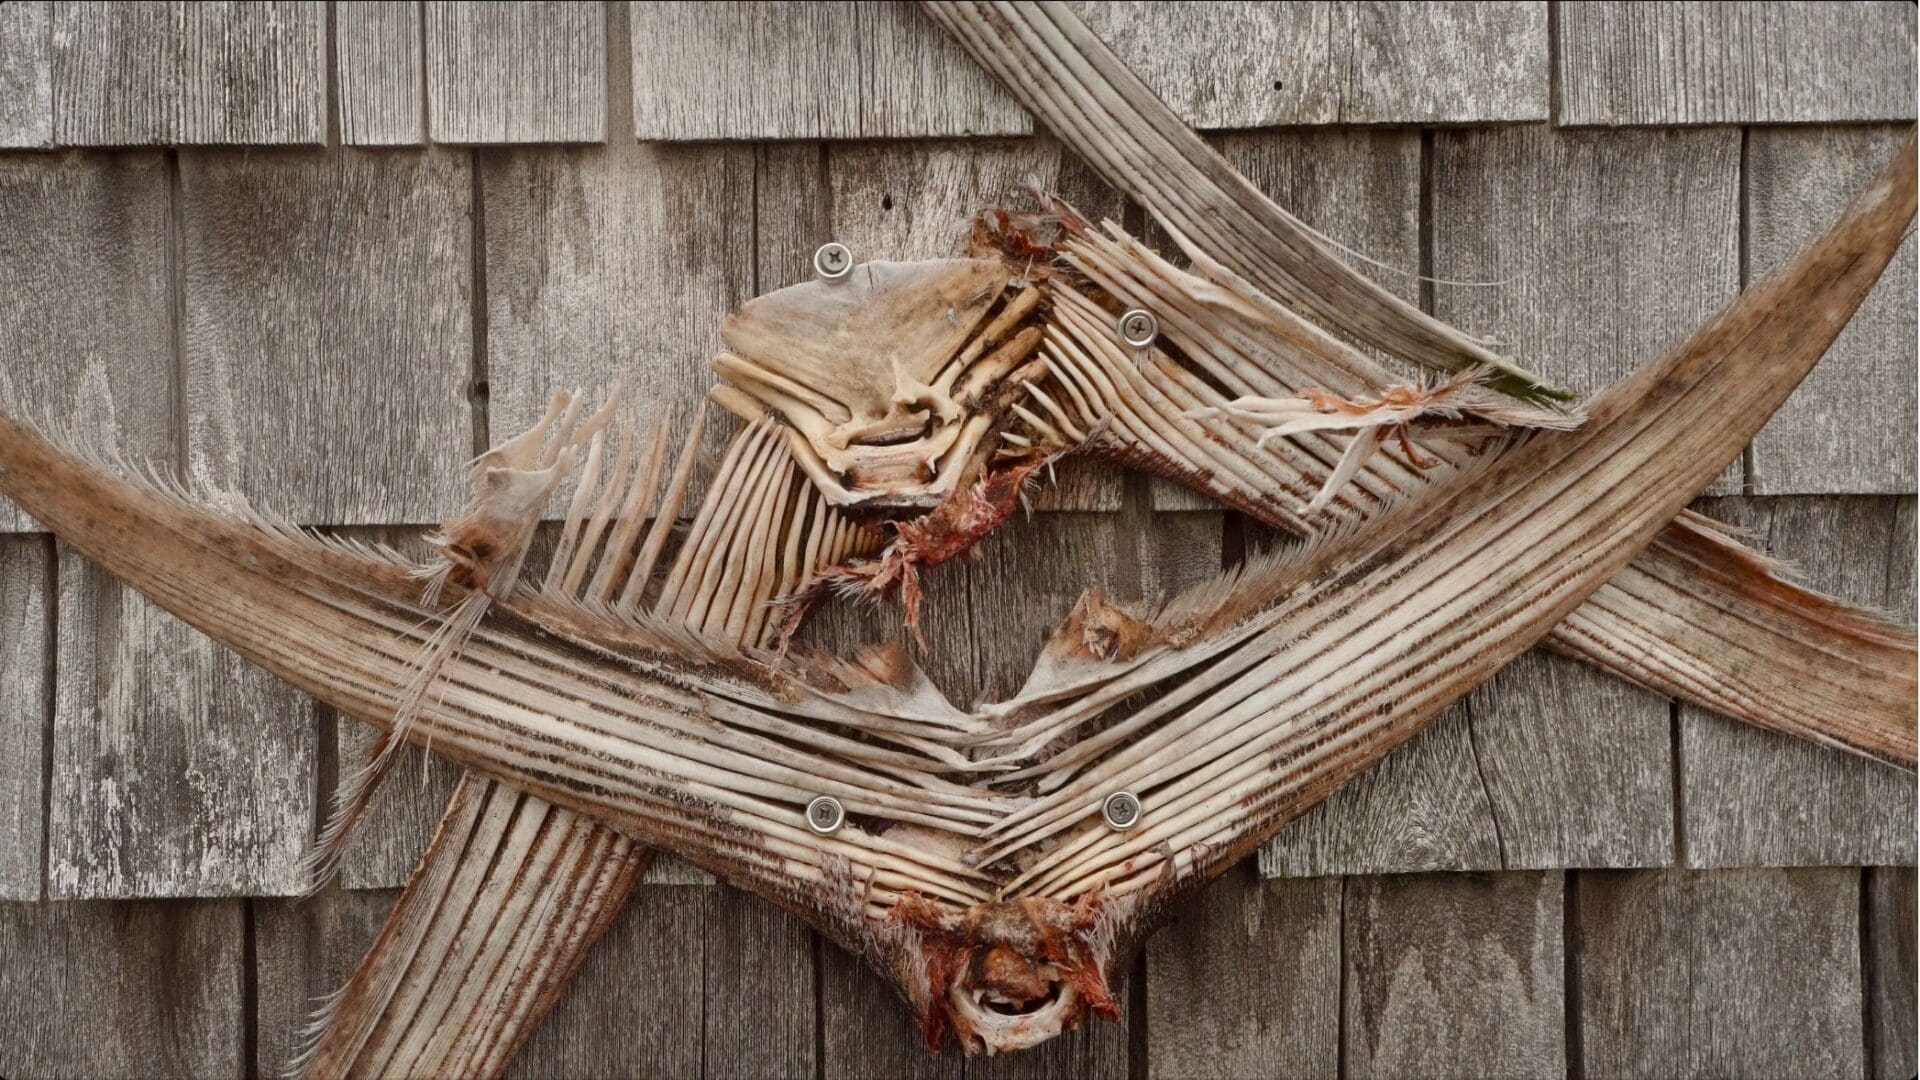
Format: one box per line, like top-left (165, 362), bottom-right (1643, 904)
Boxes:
top-left (0, 0), bottom-right (51, 147)
top-left (1343, 870), bottom-right (1564, 1077)
top-left (1145, 864), bottom-right (1340, 1078)
top-left (823, 135), bottom-right (1125, 511)
top-left (1575, 867), bottom-right (1864, 1077)
top-left (1748, 125), bottom-right (1918, 494)
top-left (629, 1), bottom-right (1028, 140)
top-left (48, 547), bottom-right (316, 897)
top-left (1867, 867), bottom-right (1918, 1080)
top-left (51, 0), bottom-right (324, 145)
top-left (0, 898), bottom-right (245, 1077)
top-left (0, 537), bottom-right (49, 899)
top-left (483, 141), bottom-right (753, 504)
top-left (1679, 495), bottom-right (1918, 868)
top-left (1557, 1), bottom-right (1917, 126)
top-left (0, 152), bottom-right (171, 533)
top-left (1077, 0), bottom-right (1548, 127)
top-left (336, 0), bottom-right (424, 147)
top-left (180, 148), bottom-right (471, 526)
top-left (426, 1), bottom-right (604, 144)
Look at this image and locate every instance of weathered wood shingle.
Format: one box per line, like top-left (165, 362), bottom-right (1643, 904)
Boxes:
top-left (1576, 868), bottom-right (1865, 1077)
top-left (427, 1), bottom-right (606, 145)
top-left (1748, 126), bottom-right (1918, 495)
top-left (51, 0), bottom-right (325, 146)
top-left (336, 0), bottom-right (425, 147)
top-left (1080, 0), bottom-right (1549, 127)
top-left (0, 1), bottom-right (52, 148)
top-left (180, 148), bottom-right (472, 526)
top-left (0, 538), bottom-right (48, 900)
top-left (1557, 1), bottom-right (1918, 126)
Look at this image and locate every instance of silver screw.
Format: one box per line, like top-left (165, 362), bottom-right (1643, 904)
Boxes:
top-left (1118, 308), bottom-right (1158, 349)
top-left (813, 242), bottom-right (854, 283)
top-left (1101, 791), bottom-right (1142, 831)
top-left (806, 795), bottom-right (846, 835)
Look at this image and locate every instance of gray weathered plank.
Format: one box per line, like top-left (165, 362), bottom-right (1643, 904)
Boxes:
top-left (48, 551), bottom-right (317, 897)
top-left (1466, 650), bottom-right (1674, 869)
top-left (426, 1), bottom-right (605, 144)
top-left (1679, 496), bottom-right (1918, 868)
top-left (1433, 124), bottom-right (1741, 487)
top-left (0, 898), bottom-right (246, 1078)
top-left (1153, 127), bottom-right (1420, 511)
top-left (1576, 867), bottom-right (1864, 1077)
top-left (1557, 1), bottom-right (1918, 126)
top-left (254, 886), bottom-right (395, 1075)
top-left (337, 718), bottom-right (462, 890)
top-left (1867, 867), bottom-right (1918, 1080)
top-left (704, 883), bottom-right (817, 1077)
top-left (510, 884), bottom-right (706, 1077)
top-left (0, 0), bottom-right (51, 147)
top-left (0, 538), bottom-right (48, 900)
top-left (1146, 864), bottom-right (1340, 1078)
top-left (1078, 0), bottom-right (1549, 127)
top-left (336, 0), bottom-right (424, 147)
top-left (825, 135), bottom-right (1124, 512)
top-left (1343, 870), bottom-right (1564, 1077)
top-left (51, 0), bottom-right (325, 146)
top-left (180, 147), bottom-right (470, 526)
top-left (483, 141), bottom-right (753, 503)
top-left (0, 152), bottom-right (172, 533)
top-left (1748, 125), bottom-right (1917, 494)
top-left (821, 935), bottom-right (964, 1080)
top-left (630, 1), bottom-right (1029, 141)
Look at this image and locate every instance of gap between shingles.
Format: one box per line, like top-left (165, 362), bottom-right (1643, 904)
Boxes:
top-left (1738, 125), bottom-right (1756, 495)
top-left (1563, 869), bottom-right (1585, 1080)
top-left (37, 533), bottom-right (56, 901)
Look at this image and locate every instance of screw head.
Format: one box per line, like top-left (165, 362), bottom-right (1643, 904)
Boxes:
top-left (1101, 791), bottom-right (1142, 831)
top-left (1118, 308), bottom-right (1159, 348)
top-left (806, 795), bottom-right (846, 835)
top-left (813, 242), bottom-right (854, 282)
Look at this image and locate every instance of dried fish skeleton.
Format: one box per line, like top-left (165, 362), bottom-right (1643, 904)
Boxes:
top-left (0, 3), bottom-right (1914, 1071)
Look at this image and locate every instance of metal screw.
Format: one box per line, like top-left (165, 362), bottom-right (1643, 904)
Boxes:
top-left (813, 241), bottom-right (854, 283)
top-left (1118, 308), bottom-right (1158, 349)
top-left (1101, 791), bottom-right (1142, 831)
top-left (806, 795), bottom-right (846, 835)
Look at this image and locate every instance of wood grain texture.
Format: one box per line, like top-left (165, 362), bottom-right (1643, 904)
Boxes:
top-left (51, 0), bottom-right (324, 145)
top-left (629, 1), bottom-right (1029, 141)
top-left (1077, 0), bottom-right (1549, 127)
top-left (1154, 127), bottom-right (1421, 511)
top-left (426, 0), bottom-right (604, 144)
top-left (335, 0), bottom-right (424, 146)
top-left (704, 883), bottom-right (817, 1077)
top-left (48, 551), bottom-right (316, 898)
top-left (0, 898), bottom-right (246, 1078)
top-left (0, 538), bottom-right (49, 899)
top-left (1575, 867), bottom-right (1864, 1077)
top-left (1432, 124), bottom-right (1741, 489)
top-left (1679, 496), bottom-right (1917, 868)
top-left (1343, 870), bottom-right (1564, 1078)
top-left (509, 884), bottom-right (706, 1077)
top-left (180, 148), bottom-right (470, 526)
top-left (821, 936), bottom-right (964, 1080)
top-left (0, 0), bottom-right (51, 147)
top-left (483, 141), bottom-right (753, 503)
top-left (1465, 650), bottom-right (1674, 869)
top-left (0, 152), bottom-right (171, 533)
top-left (1867, 867), bottom-right (1918, 1080)
top-left (254, 886), bottom-right (396, 1075)
top-left (1748, 125), bottom-right (1917, 494)
top-left (824, 135), bottom-right (1124, 511)
top-left (1145, 864), bottom-right (1340, 1078)
top-left (1557, 1), bottom-right (1918, 126)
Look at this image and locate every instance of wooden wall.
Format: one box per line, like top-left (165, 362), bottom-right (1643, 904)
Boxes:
top-left (0, 3), bottom-right (1913, 1076)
